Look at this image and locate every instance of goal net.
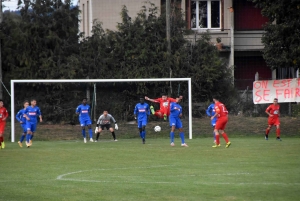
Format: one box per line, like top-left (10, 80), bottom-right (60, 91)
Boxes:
top-left (10, 78), bottom-right (193, 142)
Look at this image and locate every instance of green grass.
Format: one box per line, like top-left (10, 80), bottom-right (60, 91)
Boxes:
top-left (1, 137), bottom-right (300, 201)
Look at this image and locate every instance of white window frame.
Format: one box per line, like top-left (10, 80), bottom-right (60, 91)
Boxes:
top-left (191, 0), bottom-right (221, 30)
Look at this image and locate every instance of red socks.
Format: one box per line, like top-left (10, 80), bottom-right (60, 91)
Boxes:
top-left (276, 128), bottom-right (280, 137)
top-left (216, 134), bottom-right (220, 145)
top-left (222, 133), bottom-right (229, 143)
top-left (0, 136), bottom-right (3, 142)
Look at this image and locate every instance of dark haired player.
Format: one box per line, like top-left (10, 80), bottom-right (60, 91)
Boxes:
top-left (211, 97), bottom-right (231, 148)
top-left (265, 98), bottom-right (281, 141)
top-left (16, 100), bottom-right (29, 147)
top-left (76, 98), bottom-right (93, 143)
top-left (134, 98), bottom-right (150, 144)
top-left (169, 96), bottom-right (188, 147)
top-left (145, 94), bottom-right (183, 120)
top-left (24, 99), bottom-right (42, 148)
top-left (0, 99), bottom-right (8, 149)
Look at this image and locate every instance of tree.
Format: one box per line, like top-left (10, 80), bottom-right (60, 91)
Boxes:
top-left (251, 0), bottom-right (300, 70)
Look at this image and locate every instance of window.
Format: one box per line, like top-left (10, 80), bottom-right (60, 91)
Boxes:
top-left (191, 0), bottom-right (220, 29)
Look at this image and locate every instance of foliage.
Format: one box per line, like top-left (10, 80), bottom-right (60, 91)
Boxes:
top-left (251, 0), bottom-right (300, 70)
top-left (1, 1), bottom-right (235, 122)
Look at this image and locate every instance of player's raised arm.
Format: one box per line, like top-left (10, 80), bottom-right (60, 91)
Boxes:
top-left (145, 96), bottom-right (159, 103)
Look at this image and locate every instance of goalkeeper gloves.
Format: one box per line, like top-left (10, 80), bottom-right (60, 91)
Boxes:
top-left (115, 124), bottom-right (118, 130)
top-left (95, 127), bottom-right (98, 133)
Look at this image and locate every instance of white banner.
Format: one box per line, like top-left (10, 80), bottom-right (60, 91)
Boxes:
top-left (253, 78), bottom-right (300, 104)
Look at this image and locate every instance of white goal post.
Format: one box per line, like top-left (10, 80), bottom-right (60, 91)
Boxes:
top-left (10, 78), bottom-right (193, 142)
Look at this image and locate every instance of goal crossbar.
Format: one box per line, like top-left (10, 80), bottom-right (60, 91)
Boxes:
top-left (10, 78), bottom-right (193, 142)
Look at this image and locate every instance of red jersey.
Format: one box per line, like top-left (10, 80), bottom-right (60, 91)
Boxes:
top-left (154, 97), bottom-right (176, 109)
top-left (0, 107), bottom-right (8, 122)
top-left (266, 104), bottom-right (280, 118)
top-left (214, 102), bottom-right (228, 118)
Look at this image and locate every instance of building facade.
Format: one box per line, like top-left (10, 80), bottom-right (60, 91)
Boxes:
top-left (78, 0), bottom-right (274, 90)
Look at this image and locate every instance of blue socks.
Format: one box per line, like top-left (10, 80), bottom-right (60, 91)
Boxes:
top-left (142, 131), bottom-right (146, 139)
top-left (170, 132), bottom-right (175, 143)
top-left (82, 129), bottom-right (86, 138)
top-left (20, 134), bottom-right (25, 143)
top-left (30, 134), bottom-right (34, 140)
top-left (180, 132), bottom-right (185, 144)
top-left (88, 128), bottom-right (93, 138)
top-left (26, 134), bottom-right (31, 143)
top-left (213, 130), bottom-right (216, 140)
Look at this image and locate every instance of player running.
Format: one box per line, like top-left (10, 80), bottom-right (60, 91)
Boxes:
top-left (134, 97), bottom-right (150, 144)
top-left (24, 99), bottom-right (42, 148)
top-left (145, 94), bottom-right (183, 120)
top-left (16, 100), bottom-right (29, 147)
top-left (211, 97), bottom-right (231, 148)
top-left (169, 96), bottom-right (188, 147)
top-left (206, 102), bottom-right (217, 144)
top-left (76, 98), bottom-right (94, 143)
top-left (0, 99), bottom-right (9, 149)
top-left (95, 111), bottom-right (118, 142)
top-left (265, 98), bottom-right (281, 141)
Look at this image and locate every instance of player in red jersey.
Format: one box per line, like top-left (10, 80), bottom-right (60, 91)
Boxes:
top-left (145, 94), bottom-right (183, 120)
top-left (265, 98), bottom-right (281, 141)
top-left (0, 99), bottom-right (9, 149)
top-left (210, 97), bottom-right (231, 148)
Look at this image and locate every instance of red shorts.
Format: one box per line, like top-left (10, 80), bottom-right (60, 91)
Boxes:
top-left (155, 109), bottom-right (170, 118)
top-left (0, 121), bottom-right (6, 134)
top-left (215, 116), bottom-right (228, 130)
top-left (268, 117), bottom-right (280, 126)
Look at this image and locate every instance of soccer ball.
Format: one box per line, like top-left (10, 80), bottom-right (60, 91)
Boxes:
top-left (154, 125), bottom-right (161, 132)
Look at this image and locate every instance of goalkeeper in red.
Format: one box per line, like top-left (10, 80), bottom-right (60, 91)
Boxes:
top-left (265, 98), bottom-right (281, 141)
top-left (145, 94), bottom-right (182, 120)
top-left (211, 97), bottom-right (231, 148)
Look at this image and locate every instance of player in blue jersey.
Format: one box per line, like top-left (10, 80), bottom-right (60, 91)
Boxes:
top-left (206, 103), bottom-right (217, 144)
top-left (76, 98), bottom-right (93, 143)
top-left (134, 98), bottom-right (150, 144)
top-left (169, 96), bottom-right (188, 147)
top-left (16, 100), bottom-right (29, 147)
top-left (24, 99), bottom-right (43, 148)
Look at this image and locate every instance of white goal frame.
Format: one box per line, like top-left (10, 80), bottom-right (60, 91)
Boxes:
top-left (10, 78), bottom-right (193, 142)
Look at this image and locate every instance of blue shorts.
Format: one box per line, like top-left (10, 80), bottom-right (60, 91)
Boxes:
top-left (137, 119), bottom-right (147, 128)
top-left (79, 118), bottom-right (92, 126)
top-left (169, 117), bottom-right (182, 129)
top-left (211, 118), bottom-right (217, 127)
top-left (26, 122), bottom-right (37, 132)
top-left (21, 124), bottom-right (27, 133)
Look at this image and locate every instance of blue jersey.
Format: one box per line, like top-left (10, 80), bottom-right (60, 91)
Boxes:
top-left (206, 103), bottom-right (217, 126)
top-left (16, 108), bottom-right (27, 125)
top-left (76, 104), bottom-right (91, 120)
top-left (170, 102), bottom-right (182, 118)
top-left (134, 103), bottom-right (150, 121)
top-left (24, 106), bottom-right (41, 123)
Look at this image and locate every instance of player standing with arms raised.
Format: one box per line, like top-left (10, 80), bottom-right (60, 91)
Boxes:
top-left (145, 94), bottom-right (182, 120)
top-left (211, 97), bottom-right (231, 148)
top-left (169, 96), bottom-right (188, 147)
top-left (95, 111), bottom-right (118, 142)
top-left (265, 98), bottom-right (281, 141)
top-left (24, 99), bottom-right (42, 148)
top-left (76, 98), bottom-right (93, 143)
top-left (16, 100), bottom-right (29, 147)
top-left (134, 98), bottom-right (150, 144)
top-left (0, 99), bottom-right (9, 149)
top-left (206, 102), bottom-right (217, 144)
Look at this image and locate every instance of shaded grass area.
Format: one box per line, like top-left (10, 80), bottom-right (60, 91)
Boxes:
top-left (1, 138), bottom-right (300, 201)
top-left (4, 116), bottom-right (300, 141)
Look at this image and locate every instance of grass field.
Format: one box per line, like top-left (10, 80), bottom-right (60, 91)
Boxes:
top-left (1, 137), bottom-right (300, 201)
